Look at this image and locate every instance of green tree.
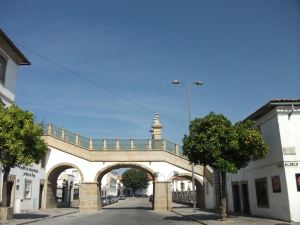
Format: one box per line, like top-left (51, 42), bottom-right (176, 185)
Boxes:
top-left (122, 168), bottom-right (149, 195)
top-left (183, 112), bottom-right (268, 220)
top-left (0, 104), bottom-right (48, 207)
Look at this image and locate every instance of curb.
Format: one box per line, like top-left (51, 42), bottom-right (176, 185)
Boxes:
top-left (7, 210), bottom-right (79, 225)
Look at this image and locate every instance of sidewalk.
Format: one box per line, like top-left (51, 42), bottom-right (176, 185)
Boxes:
top-left (172, 203), bottom-right (300, 225)
top-left (0, 208), bottom-right (79, 225)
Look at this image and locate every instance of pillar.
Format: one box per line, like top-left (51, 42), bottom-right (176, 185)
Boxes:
top-left (79, 182), bottom-right (100, 211)
top-left (154, 181), bottom-right (172, 211)
top-left (61, 128), bottom-right (65, 140)
top-left (89, 138), bottom-right (93, 150)
top-left (44, 181), bottom-right (57, 209)
top-left (75, 134), bottom-right (79, 146)
top-left (150, 113), bottom-right (162, 140)
top-left (175, 144), bottom-right (179, 155)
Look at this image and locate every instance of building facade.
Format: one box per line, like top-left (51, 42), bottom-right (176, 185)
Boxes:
top-left (227, 99), bottom-right (300, 222)
top-left (101, 170), bottom-right (118, 197)
top-left (0, 29), bottom-right (46, 213)
top-left (56, 169), bottom-right (81, 207)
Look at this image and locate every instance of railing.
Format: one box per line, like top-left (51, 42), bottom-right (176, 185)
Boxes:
top-left (172, 191), bottom-right (194, 205)
top-left (42, 124), bottom-right (186, 157)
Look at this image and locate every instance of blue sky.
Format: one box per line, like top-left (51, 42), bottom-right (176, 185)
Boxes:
top-left (1, 0), bottom-right (299, 145)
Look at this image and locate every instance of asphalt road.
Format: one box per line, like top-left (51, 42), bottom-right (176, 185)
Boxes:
top-left (12, 198), bottom-right (198, 225)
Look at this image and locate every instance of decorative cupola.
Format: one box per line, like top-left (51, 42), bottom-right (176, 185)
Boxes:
top-left (150, 113), bottom-right (163, 140)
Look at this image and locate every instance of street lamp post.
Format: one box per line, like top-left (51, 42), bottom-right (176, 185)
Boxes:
top-left (172, 79), bottom-right (204, 213)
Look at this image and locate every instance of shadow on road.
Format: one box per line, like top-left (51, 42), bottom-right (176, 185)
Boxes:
top-left (13, 214), bottom-right (49, 219)
top-left (163, 216), bottom-right (194, 222)
top-left (11, 210), bottom-right (79, 225)
top-left (103, 206), bottom-right (152, 210)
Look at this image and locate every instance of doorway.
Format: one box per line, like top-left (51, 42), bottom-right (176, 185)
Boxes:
top-left (39, 184), bottom-right (44, 209)
top-left (232, 183), bottom-right (241, 213)
top-left (241, 183), bottom-right (250, 214)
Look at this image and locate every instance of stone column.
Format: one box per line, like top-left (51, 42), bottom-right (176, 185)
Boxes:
top-left (89, 138), bottom-right (93, 150)
top-left (175, 144), bottom-right (179, 155)
top-left (154, 181), bottom-right (172, 211)
top-left (130, 139), bottom-right (134, 150)
top-left (44, 181), bottom-right (57, 209)
top-left (61, 128), bottom-right (65, 140)
top-left (47, 124), bottom-right (52, 135)
top-left (150, 113), bottom-right (163, 150)
top-left (75, 134), bottom-right (79, 146)
top-left (150, 113), bottom-right (163, 140)
top-left (79, 182), bottom-right (100, 211)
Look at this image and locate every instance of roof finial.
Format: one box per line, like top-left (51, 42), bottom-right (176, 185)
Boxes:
top-left (150, 113), bottom-right (162, 140)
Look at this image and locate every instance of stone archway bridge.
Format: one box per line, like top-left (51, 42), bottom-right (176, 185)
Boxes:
top-left (41, 116), bottom-right (213, 211)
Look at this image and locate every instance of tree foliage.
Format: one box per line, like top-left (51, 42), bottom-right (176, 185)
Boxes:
top-left (182, 112), bottom-right (268, 220)
top-left (122, 168), bottom-right (149, 194)
top-left (183, 112), bottom-right (268, 173)
top-left (0, 104), bottom-right (48, 206)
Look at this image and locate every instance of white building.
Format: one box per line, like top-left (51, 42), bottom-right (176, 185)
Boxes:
top-left (227, 99), bottom-right (300, 222)
top-left (56, 169), bottom-right (81, 207)
top-left (0, 29), bottom-right (46, 213)
top-left (0, 29), bottom-right (30, 106)
top-left (101, 170), bottom-right (118, 197)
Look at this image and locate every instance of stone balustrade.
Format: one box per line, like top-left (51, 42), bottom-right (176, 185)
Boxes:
top-left (43, 124), bottom-right (185, 157)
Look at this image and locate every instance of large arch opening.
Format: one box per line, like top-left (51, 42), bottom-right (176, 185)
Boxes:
top-left (172, 173), bottom-right (205, 209)
top-left (44, 163), bottom-right (84, 209)
top-left (94, 163), bottom-right (156, 210)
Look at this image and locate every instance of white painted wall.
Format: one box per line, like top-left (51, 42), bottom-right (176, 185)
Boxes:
top-left (46, 147), bottom-right (204, 184)
top-left (204, 178), bottom-right (215, 209)
top-left (146, 180), bottom-right (153, 196)
top-left (278, 111), bottom-right (300, 222)
top-left (101, 172), bottom-right (118, 196)
top-left (0, 48), bottom-right (18, 104)
top-left (227, 106), bottom-right (300, 222)
top-left (172, 179), bottom-right (193, 192)
top-left (9, 164), bottom-right (46, 213)
top-left (0, 46), bottom-right (44, 213)
top-left (46, 146), bottom-right (212, 208)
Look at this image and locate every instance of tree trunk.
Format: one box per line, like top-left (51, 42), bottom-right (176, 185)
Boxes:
top-left (220, 171), bottom-right (227, 221)
top-left (1, 167), bottom-right (11, 207)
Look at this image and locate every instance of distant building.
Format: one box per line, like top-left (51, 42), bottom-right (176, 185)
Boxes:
top-left (56, 169), bottom-right (81, 207)
top-left (226, 99), bottom-right (300, 222)
top-left (0, 29), bottom-right (46, 213)
top-left (101, 170), bottom-right (118, 196)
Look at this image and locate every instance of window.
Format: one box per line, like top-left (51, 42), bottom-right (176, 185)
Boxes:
top-left (180, 182), bottom-right (185, 191)
top-left (296, 173), bottom-right (300, 192)
top-left (0, 53), bottom-right (7, 85)
top-left (255, 177), bottom-right (269, 208)
top-left (271, 175), bottom-right (281, 193)
top-left (24, 180), bottom-right (32, 199)
top-left (73, 187), bottom-right (79, 200)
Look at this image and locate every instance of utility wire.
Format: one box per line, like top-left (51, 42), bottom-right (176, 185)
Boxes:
top-left (16, 42), bottom-right (186, 128)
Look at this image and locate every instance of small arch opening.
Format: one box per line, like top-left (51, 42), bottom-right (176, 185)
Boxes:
top-left (172, 174), bottom-right (205, 209)
top-left (95, 163), bottom-right (155, 210)
top-left (45, 163), bottom-right (83, 209)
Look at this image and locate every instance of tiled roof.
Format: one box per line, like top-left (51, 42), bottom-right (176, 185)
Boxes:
top-left (245, 99), bottom-right (300, 121)
top-left (0, 28), bottom-right (30, 65)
